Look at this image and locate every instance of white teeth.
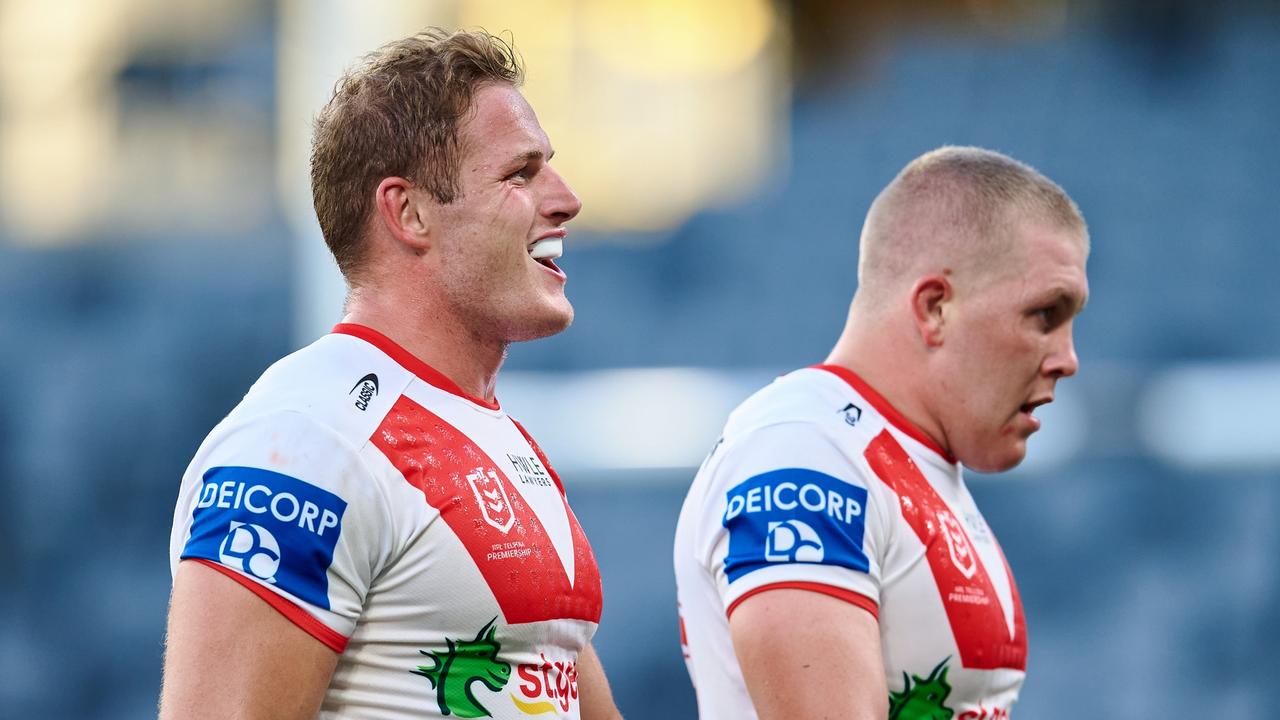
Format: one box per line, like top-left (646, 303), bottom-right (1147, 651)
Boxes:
top-left (529, 238), bottom-right (563, 260)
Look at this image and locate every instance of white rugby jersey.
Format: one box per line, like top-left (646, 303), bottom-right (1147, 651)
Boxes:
top-left (170, 323), bottom-right (602, 719)
top-left (674, 365), bottom-right (1027, 720)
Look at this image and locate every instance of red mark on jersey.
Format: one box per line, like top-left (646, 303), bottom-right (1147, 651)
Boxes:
top-left (371, 397), bottom-right (602, 624)
top-left (864, 430), bottom-right (1027, 671)
top-left (958, 705), bottom-right (1011, 719)
top-left (678, 604), bottom-right (690, 659)
top-left (515, 653), bottom-right (579, 713)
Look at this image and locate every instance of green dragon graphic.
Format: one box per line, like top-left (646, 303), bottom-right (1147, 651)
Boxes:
top-left (412, 617), bottom-right (511, 718)
top-left (888, 657), bottom-right (955, 720)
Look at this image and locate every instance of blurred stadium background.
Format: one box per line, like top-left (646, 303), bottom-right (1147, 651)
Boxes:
top-left (2, 0), bottom-right (1279, 717)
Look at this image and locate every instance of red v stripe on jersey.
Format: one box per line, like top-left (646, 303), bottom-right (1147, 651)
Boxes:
top-left (864, 430), bottom-right (1027, 671)
top-left (371, 396), bottom-right (602, 625)
top-left (509, 417), bottom-right (603, 610)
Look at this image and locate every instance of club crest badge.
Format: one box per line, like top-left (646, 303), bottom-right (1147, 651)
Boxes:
top-left (937, 510), bottom-right (977, 579)
top-left (467, 467), bottom-right (516, 534)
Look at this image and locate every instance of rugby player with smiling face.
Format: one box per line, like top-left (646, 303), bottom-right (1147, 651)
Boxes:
top-left (161, 29), bottom-right (622, 720)
top-left (675, 146), bottom-right (1088, 720)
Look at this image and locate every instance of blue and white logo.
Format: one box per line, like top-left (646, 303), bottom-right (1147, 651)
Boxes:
top-left (765, 520), bottom-right (824, 562)
top-left (181, 466), bottom-right (347, 610)
top-left (722, 468), bottom-right (870, 582)
top-left (219, 521), bottom-right (281, 582)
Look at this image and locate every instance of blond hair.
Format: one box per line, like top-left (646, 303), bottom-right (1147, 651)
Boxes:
top-left (857, 146), bottom-right (1087, 301)
top-left (310, 28), bottom-right (523, 280)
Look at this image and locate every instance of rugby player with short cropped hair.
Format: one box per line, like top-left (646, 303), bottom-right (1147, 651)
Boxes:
top-left (675, 146), bottom-right (1089, 719)
top-left (161, 28), bottom-right (622, 720)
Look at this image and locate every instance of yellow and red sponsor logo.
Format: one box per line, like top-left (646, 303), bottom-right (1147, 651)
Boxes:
top-left (510, 654), bottom-right (578, 715)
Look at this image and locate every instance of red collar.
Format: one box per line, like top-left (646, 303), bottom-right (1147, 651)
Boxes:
top-left (812, 364), bottom-right (956, 464)
top-left (333, 323), bottom-right (501, 411)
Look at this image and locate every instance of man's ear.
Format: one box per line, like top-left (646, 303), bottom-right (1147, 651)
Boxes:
top-left (373, 176), bottom-right (431, 253)
top-left (909, 274), bottom-right (951, 348)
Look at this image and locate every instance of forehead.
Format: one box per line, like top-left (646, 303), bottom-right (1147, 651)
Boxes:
top-left (1005, 220), bottom-right (1090, 304)
top-left (458, 83), bottom-right (551, 162)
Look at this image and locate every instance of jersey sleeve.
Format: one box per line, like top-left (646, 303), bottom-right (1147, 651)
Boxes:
top-left (694, 420), bottom-right (890, 618)
top-left (169, 410), bottom-right (390, 652)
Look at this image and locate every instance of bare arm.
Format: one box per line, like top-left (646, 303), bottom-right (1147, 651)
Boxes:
top-left (576, 643), bottom-right (623, 720)
top-left (729, 588), bottom-right (887, 720)
top-left (159, 560), bottom-right (340, 720)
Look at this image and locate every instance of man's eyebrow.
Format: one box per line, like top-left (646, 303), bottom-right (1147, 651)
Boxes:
top-left (1052, 286), bottom-right (1088, 313)
top-left (507, 149), bottom-right (551, 166)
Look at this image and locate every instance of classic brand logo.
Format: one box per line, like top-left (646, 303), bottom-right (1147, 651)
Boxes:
top-left (349, 373), bottom-right (379, 411)
top-left (468, 467), bottom-right (516, 534)
top-left (412, 618), bottom-right (510, 718)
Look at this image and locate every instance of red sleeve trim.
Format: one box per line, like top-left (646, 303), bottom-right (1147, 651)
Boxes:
top-left (726, 581), bottom-right (879, 621)
top-left (194, 558), bottom-right (348, 653)
top-left (811, 364), bottom-right (957, 464)
top-left (332, 322), bottom-right (501, 411)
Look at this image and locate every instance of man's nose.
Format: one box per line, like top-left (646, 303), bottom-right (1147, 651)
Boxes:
top-left (543, 167), bottom-right (582, 223)
top-left (1045, 329), bottom-right (1079, 379)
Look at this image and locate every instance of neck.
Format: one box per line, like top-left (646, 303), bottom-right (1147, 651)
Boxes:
top-left (824, 306), bottom-right (950, 455)
top-left (342, 286), bottom-right (507, 405)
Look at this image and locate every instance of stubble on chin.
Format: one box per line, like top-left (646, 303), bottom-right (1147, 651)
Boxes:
top-left (458, 293), bottom-right (574, 344)
top-left (504, 301), bottom-right (574, 343)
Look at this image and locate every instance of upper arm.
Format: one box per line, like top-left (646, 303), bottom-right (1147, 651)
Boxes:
top-left (729, 588), bottom-right (886, 720)
top-left (687, 419), bottom-right (892, 716)
top-left (159, 559), bottom-right (340, 720)
top-left (699, 421), bottom-right (889, 614)
top-left (576, 643), bottom-right (624, 720)
top-left (164, 412), bottom-right (389, 715)
top-left (169, 411), bottom-right (387, 637)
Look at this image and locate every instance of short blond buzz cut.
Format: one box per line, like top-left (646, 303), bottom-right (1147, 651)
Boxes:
top-left (310, 28), bottom-right (524, 282)
top-left (855, 146), bottom-right (1087, 304)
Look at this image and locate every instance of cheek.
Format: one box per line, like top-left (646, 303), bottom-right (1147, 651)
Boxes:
top-left (951, 338), bottom-right (1026, 418)
top-left (978, 326), bottom-right (1044, 378)
top-left (491, 189), bottom-right (536, 226)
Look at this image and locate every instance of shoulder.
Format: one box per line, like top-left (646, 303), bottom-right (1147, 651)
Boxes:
top-left (725, 368), bottom-right (847, 430)
top-left (717, 367), bottom-right (882, 464)
top-left (224, 333), bottom-right (417, 451)
top-left (685, 367), bottom-right (900, 531)
top-left (185, 333), bottom-right (425, 514)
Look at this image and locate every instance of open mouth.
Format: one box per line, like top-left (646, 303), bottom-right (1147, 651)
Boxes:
top-left (1019, 397), bottom-right (1051, 416)
top-left (528, 237), bottom-right (564, 274)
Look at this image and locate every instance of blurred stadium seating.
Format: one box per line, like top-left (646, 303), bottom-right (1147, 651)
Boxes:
top-left (1, 1), bottom-right (1277, 717)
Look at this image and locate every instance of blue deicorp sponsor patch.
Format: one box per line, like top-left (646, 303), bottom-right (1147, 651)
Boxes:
top-left (722, 468), bottom-right (869, 583)
top-left (181, 466), bottom-right (347, 610)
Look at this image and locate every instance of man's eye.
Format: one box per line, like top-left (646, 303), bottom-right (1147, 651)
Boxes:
top-left (506, 167), bottom-right (531, 183)
top-left (1037, 308), bottom-right (1057, 327)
